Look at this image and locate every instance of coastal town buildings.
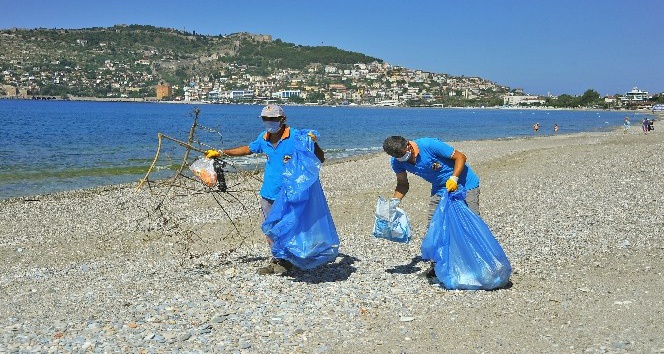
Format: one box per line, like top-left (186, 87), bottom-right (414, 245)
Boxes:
top-left (1, 28), bottom-right (661, 108)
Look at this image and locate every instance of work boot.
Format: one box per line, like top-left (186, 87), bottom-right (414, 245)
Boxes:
top-left (257, 258), bottom-right (293, 275)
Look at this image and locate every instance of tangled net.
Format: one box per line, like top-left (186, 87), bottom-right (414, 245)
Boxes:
top-left (136, 107), bottom-right (265, 267)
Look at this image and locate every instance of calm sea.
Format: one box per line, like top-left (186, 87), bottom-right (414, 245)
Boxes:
top-left (0, 100), bottom-right (646, 200)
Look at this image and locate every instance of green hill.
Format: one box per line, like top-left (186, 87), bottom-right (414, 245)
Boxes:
top-left (1, 24), bottom-right (381, 85)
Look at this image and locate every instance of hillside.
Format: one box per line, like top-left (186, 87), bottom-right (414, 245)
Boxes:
top-left (0, 24), bottom-right (511, 106)
top-left (1, 24), bottom-right (380, 83)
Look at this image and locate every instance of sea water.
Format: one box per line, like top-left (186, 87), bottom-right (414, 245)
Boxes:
top-left (0, 100), bottom-right (645, 200)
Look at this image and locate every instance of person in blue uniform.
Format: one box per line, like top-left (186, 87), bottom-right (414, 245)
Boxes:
top-left (206, 104), bottom-right (325, 275)
top-left (382, 135), bottom-right (481, 277)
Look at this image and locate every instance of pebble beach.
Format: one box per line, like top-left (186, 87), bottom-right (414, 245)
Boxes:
top-left (1, 129), bottom-right (663, 353)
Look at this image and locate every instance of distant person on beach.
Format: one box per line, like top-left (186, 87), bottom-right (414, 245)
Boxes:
top-left (205, 104), bottom-right (326, 275)
top-left (642, 118), bottom-right (649, 135)
top-left (382, 136), bottom-right (480, 277)
top-left (554, 124), bottom-right (559, 133)
top-left (533, 122), bottom-right (539, 133)
top-left (623, 116), bottom-right (631, 134)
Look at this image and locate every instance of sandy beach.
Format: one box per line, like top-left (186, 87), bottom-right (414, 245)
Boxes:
top-left (1, 129), bottom-right (663, 353)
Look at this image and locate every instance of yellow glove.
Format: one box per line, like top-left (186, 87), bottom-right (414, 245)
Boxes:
top-left (445, 176), bottom-right (459, 192)
top-left (205, 149), bottom-right (221, 159)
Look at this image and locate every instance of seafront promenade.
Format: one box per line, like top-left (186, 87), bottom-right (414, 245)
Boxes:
top-left (2, 94), bottom-right (662, 112)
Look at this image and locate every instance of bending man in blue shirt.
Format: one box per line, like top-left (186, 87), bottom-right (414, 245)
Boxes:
top-left (383, 136), bottom-right (481, 276)
top-left (206, 104), bottom-right (325, 275)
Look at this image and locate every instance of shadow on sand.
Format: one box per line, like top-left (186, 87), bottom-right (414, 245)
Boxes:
top-left (287, 253), bottom-right (359, 284)
top-left (385, 256), bottom-right (425, 275)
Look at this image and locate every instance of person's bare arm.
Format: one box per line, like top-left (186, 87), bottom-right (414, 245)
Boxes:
top-left (392, 171), bottom-right (410, 199)
top-left (314, 142), bottom-right (325, 163)
top-left (222, 145), bottom-right (252, 157)
top-left (449, 150), bottom-right (467, 178)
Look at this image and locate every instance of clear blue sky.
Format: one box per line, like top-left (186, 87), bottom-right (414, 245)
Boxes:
top-left (3, 0), bottom-right (663, 96)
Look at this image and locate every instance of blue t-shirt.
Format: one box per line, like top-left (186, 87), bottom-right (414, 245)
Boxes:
top-left (248, 126), bottom-right (303, 200)
top-left (391, 137), bottom-right (480, 196)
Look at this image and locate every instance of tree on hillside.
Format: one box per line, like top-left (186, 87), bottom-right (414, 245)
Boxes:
top-left (306, 91), bottom-right (325, 103)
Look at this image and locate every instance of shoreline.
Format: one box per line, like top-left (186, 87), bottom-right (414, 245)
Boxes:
top-left (1, 96), bottom-right (660, 116)
top-left (0, 129), bottom-right (638, 203)
top-left (1, 130), bottom-right (663, 352)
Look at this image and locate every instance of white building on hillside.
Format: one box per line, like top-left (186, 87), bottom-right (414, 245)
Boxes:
top-left (272, 90), bottom-right (301, 100)
top-left (503, 94), bottom-right (545, 106)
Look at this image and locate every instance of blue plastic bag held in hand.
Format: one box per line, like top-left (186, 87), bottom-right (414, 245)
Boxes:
top-left (421, 187), bottom-right (511, 290)
top-left (262, 130), bottom-right (340, 269)
top-left (372, 197), bottom-right (411, 243)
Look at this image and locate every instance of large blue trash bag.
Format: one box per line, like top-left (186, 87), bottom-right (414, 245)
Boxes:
top-left (421, 187), bottom-right (511, 290)
top-left (261, 130), bottom-right (340, 269)
top-left (372, 196), bottom-right (411, 243)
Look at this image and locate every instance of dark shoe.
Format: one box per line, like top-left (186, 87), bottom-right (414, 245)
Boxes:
top-left (419, 263), bottom-right (436, 278)
top-left (257, 258), bottom-right (293, 275)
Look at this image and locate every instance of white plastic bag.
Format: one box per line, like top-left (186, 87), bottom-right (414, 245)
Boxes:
top-left (372, 196), bottom-right (411, 243)
top-left (189, 157), bottom-right (217, 187)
